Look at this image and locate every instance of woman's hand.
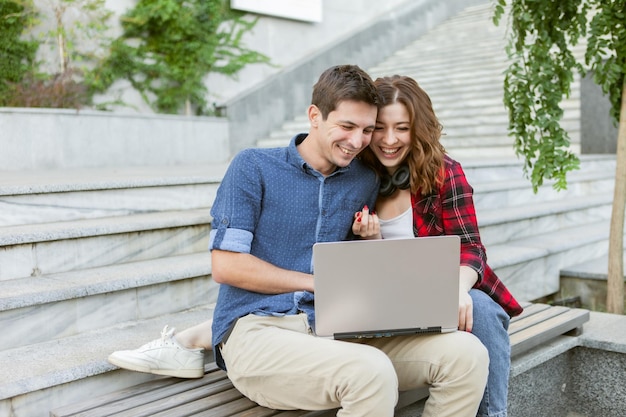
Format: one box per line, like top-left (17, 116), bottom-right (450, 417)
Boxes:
top-left (458, 266), bottom-right (478, 332)
top-left (458, 289), bottom-right (473, 332)
top-left (352, 205), bottom-right (381, 239)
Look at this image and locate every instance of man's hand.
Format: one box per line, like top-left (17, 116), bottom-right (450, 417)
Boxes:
top-left (351, 205), bottom-right (382, 239)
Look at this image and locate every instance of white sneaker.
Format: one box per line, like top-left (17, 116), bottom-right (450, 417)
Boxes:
top-left (108, 325), bottom-right (204, 378)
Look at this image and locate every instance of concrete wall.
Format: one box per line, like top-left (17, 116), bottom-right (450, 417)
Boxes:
top-left (580, 72), bottom-right (619, 154)
top-left (0, 108), bottom-right (229, 171)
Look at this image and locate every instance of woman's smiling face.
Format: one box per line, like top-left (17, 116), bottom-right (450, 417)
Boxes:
top-left (370, 102), bottom-right (412, 174)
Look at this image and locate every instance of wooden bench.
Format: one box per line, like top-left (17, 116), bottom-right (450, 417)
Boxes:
top-left (51, 302), bottom-right (589, 417)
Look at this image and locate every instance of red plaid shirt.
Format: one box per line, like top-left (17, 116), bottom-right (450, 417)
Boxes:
top-left (411, 155), bottom-right (523, 317)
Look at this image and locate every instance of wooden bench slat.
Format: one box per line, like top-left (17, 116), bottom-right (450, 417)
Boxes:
top-left (508, 304), bottom-right (570, 336)
top-left (230, 406), bottom-right (287, 416)
top-left (112, 378), bottom-right (236, 417)
top-left (510, 308), bottom-right (590, 356)
top-left (49, 377), bottom-right (180, 417)
top-left (191, 396), bottom-right (264, 416)
top-left (510, 302), bottom-right (552, 324)
top-left (272, 410), bottom-right (335, 417)
top-left (148, 387), bottom-right (249, 417)
top-left (66, 369), bottom-right (228, 417)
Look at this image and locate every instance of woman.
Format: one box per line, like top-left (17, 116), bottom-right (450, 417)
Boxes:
top-left (353, 75), bottom-right (523, 417)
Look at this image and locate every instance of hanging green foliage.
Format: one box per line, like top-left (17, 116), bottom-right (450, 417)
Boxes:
top-left (88, 0), bottom-right (271, 115)
top-left (493, 0), bottom-right (589, 191)
top-left (493, 0), bottom-right (626, 192)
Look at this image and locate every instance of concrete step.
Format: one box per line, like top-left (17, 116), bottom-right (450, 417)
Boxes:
top-left (0, 305), bottom-right (216, 415)
top-left (1, 252), bottom-right (216, 351)
top-left (479, 193), bottom-right (612, 247)
top-left (461, 154), bottom-right (615, 182)
top-left (262, 114), bottom-right (580, 140)
top-left (489, 220), bottom-right (612, 301)
top-left (0, 209), bottom-right (211, 280)
top-left (262, 88), bottom-right (575, 130)
top-left (0, 164), bottom-right (228, 227)
top-left (472, 169), bottom-right (615, 211)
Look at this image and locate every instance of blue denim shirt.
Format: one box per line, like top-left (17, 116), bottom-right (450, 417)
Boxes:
top-left (209, 134), bottom-right (378, 369)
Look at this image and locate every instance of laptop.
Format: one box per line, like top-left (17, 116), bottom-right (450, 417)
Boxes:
top-left (313, 236), bottom-right (460, 339)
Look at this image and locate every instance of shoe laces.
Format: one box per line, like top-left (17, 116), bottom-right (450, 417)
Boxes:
top-left (160, 325), bottom-right (176, 341)
top-left (141, 325), bottom-right (176, 350)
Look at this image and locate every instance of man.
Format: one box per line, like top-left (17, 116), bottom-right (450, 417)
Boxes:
top-left (109, 65), bottom-right (489, 417)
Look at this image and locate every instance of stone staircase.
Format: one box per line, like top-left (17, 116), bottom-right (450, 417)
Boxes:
top-left (257, 4), bottom-right (582, 159)
top-left (0, 2), bottom-right (619, 417)
top-left (0, 166), bottom-right (228, 416)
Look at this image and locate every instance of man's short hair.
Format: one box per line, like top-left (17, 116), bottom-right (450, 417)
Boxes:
top-left (311, 65), bottom-right (380, 120)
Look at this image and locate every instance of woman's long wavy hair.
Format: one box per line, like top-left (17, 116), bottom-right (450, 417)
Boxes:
top-left (359, 75), bottom-right (446, 195)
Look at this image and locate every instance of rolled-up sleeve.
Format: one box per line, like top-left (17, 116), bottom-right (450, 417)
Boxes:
top-left (209, 150), bottom-right (262, 254)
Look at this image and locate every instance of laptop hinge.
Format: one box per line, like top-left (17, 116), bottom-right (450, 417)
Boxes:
top-left (334, 327), bottom-right (443, 340)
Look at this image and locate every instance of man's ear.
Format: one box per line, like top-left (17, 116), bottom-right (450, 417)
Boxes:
top-left (308, 104), bottom-right (320, 128)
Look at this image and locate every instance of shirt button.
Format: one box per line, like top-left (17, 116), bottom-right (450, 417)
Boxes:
top-left (221, 218), bottom-right (228, 225)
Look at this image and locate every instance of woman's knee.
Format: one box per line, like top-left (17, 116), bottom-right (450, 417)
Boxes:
top-left (470, 289), bottom-right (510, 330)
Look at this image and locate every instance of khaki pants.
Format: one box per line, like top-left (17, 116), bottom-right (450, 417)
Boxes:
top-left (221, 314), bottom-right (489, 417)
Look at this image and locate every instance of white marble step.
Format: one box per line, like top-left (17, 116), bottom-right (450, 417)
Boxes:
top-left (489, 220), bottom-right (613, 301)
top-left (259, 99), bottom-right (580, 154)
top-left (478, 193), bottom-right (612, 247)
top-left (472, 169), bottom-right (615, 211)
top-left (0, 304), bottom-right (216, 415)
top-left (0, 252), bottom-right (216, 351)
top-left (264, 115), bottom-right (580, 144)
top-left (0, 164), bottom-right (227, 227)
top-left (275, 98), bottom-right (573, 130)
top-left (0, 209), bottom-right (211, 281)
top-left (445, 145), bottom-right (519, 160)
top-left (461, 154), bottom-right (615, 183)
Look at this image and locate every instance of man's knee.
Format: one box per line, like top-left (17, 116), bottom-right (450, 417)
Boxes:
top-left (445, 332), bottom-right (490, 385)
top-left (464, 333), bottom-right (490, 386)
top-left (348, 345), bottom-right (399, 389)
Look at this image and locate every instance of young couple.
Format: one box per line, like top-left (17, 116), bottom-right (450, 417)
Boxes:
top-left (109, 64), bottom-right (522, 417)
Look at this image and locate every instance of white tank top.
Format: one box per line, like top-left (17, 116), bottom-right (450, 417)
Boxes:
top-left (378, 206), bottom-right (413, 239)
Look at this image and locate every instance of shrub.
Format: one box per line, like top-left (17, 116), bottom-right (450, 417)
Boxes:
top-left (0, 0), bottom-right (38, 106)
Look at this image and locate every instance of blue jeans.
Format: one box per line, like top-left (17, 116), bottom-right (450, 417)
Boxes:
top-left (470, 289), bottom-right (511, 417)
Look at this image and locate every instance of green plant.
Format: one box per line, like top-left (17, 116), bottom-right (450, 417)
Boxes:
top-left (35, 0), bottom-right (113, 75)
top-left (1, 0), bottom-right (112, 108)
top-left (4, 69), bottom-right (87, 108)
top-left (89, 0), bottom-right (271, 115)
top-left (0, 0), bottom-right (38, 105)
top-left (493, 0), bottom-right (626, 314)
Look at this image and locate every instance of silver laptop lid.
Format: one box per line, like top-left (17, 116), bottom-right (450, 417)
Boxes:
top-left (313, 236), bottom-right (460, 339)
